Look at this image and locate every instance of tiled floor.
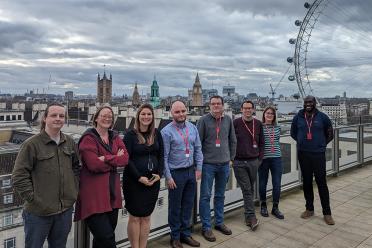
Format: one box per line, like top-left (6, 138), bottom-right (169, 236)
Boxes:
top-left (148, 163), bottom-right (372, 248)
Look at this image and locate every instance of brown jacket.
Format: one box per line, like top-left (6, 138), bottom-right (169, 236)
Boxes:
top-left (12, 130), bottom-right (80, 216)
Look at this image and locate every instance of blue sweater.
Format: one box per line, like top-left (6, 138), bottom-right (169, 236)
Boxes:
top-left (290, 109), bottom-right (333, 153)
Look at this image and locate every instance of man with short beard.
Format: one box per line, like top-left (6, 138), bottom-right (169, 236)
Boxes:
top-left (161, 100), bottom-right (203, 248)
top-left (291, 95), bottom-right (335, 225)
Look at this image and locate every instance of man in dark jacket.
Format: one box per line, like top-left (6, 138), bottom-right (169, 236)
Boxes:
top-left (12, 103), bottom-right (80, 247)
top-left (290, 96), bottom-right (335, 225)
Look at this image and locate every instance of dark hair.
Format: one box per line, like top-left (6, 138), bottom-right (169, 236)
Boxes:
top-left (92, 105), bottom-right (115, 129)
top-left (209, 95), bottom-right (224, 105)
top-left (240, 100), bottom-right (255, 109)
top-left (262, 106), bottom-right (277, 125)
top-left (134, 103), bottom-right (155, 145)
top-left (40, 103), bottom-right (65, 132)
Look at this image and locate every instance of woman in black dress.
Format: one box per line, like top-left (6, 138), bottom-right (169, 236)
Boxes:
top-left (123, 103), bottom-right (163, 248)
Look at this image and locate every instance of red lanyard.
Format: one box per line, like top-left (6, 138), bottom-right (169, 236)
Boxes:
top-left (173, 121), bottom-right (190, 154)
top-left (242, 117), bottom-right (256, 143)
top-left (305, 113), bottom-right (313, 134)
top-left (216, 117), bottom-right (222, 140)
top-left (265, 124), bottom-right (275, 147)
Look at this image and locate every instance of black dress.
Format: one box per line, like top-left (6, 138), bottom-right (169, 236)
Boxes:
top-left (122, 129), bottom-right (164, 217)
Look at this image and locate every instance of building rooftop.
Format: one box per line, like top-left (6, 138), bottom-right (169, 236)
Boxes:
top-left (149, 162), bottom-right (372, 248)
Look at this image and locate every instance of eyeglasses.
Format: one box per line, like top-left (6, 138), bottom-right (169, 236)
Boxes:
top-left (265, 112), bottom-right (275, 115)
top-left (210, 102), bottom-right (222, 106)
top-left (99, 115), bottom-right (113, 120)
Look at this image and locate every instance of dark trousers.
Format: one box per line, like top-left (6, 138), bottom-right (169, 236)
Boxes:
top-left (85, 209), bottom-right (119, 248)
top-left (259, 157), bottom-right (283, 204)
top-left (23, 207), bottom-right (73, 248)
top-left (168, 166), bottom-right (196, 240)
top-left (298, 151), bottom-right (331, 215)
top-left (233, 159), bottom-right (260, 219)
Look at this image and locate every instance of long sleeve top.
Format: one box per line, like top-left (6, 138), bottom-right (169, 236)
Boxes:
top-left (233, 117), bottom-right (265, 160)
top-left (74, 128), bottom-right (129, 221)
top-left (161, 121), bottom-right (203, 180)
top-left (263, 124), bottom-right (282, 159)
top-left (123, 129), bottom-right (164, 180)
top-left (197, 113), bottom-right (237, 164)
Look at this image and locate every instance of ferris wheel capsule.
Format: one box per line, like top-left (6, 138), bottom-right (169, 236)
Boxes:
top-left (289, 38), bottom-right (296, 44)
top-left (287, 57), bottom-right (293, 63)
top-left (288, 75), bottom-right (295, 81)
top-left (295, 20), bottom-right (302, 26)
top-left (304, 2), bottom-right (311, 9)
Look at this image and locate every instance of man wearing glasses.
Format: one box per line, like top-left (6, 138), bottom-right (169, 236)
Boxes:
top-left (161, 100), bottom-right (203, 248)
top-left (291, 95), bottom-right (335, 225)
top-left (197, 95), bottom-right (236, 242)
top-left (233, 100), bottom-right (264, 231)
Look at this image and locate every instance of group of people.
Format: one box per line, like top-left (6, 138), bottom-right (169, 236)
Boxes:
top-left (11, 94), bottom-right (335, 248)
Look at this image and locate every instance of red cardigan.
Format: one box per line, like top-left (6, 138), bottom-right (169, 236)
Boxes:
top-left (74, 129), bottom-right (129, 221)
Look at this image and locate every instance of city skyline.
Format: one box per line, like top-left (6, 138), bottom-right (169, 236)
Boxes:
top-left (1, 0), bottom-right (372, 97)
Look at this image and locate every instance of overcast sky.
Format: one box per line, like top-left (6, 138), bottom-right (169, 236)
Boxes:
top-left (1, 0), bottom-right (371, 97)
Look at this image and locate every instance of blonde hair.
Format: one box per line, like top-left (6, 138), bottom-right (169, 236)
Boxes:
top-left (134, 103), bottom-right (155, 145)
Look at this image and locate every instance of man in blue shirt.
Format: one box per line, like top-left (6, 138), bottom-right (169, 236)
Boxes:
top-left (291, 95), bottom-right (335, 225)
top-left (162, 100), bottom-right (203, 248)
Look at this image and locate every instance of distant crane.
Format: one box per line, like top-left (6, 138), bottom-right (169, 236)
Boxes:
top-left (269, 83), bottom-right (276, 101)
top-left (269, 63), bottom-right (293, 101)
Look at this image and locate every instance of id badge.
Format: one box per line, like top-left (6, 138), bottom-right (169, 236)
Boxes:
top-left (253, 141), bottom-right (258, 148)
top-left (216, 139), bottom-right (221, 147)
top-left (185, 153), bottom-right (190, 158)
top-left (307, 133), bottom-right (312, 140)
top-left (271, 147), bottom-right (275, 153)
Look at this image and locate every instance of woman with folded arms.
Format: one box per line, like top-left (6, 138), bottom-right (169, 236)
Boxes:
top-left (74, 106), bottom-right (129, 248)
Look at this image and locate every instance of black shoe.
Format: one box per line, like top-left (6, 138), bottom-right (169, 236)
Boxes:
top-left (215, 224), bottom-right (232, 235)
top-left (271, 208), bottom-right (284, 219)
top-left (260, 206), bottom-right (269, 217)
top-left (201, 229), bottom-right (216, 242)
top-left (180, 236), bottom-right (200, 247)
top-left (170, 239), bottom-right (183, 248)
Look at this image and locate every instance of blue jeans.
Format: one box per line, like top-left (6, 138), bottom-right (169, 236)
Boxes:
top-left (199, 163), bottom-right (230, 231)
top-left (23, 207), bottom-right (73, 248)
top-left (168, 166), bottom-right (196, 240)
top-left (258, 157), bottom-right (283, 204)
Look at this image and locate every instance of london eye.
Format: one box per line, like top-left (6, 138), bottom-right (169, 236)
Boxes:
top-left (287, 0), bottom-right (372, 98)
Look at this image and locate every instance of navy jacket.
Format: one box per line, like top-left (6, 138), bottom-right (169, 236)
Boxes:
top-left (290, 109), bottom-right (333, 153)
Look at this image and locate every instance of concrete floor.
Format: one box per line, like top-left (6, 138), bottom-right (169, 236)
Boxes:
top-left (148, 163), bottom-right (372, 248)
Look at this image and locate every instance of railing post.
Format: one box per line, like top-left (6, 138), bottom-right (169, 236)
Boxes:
top-left (357, 124), bottom-right (364, 166)
top-left (332, 128), bottom-right (339, 176)
top-left (74, 221), bottom-right (90, 248)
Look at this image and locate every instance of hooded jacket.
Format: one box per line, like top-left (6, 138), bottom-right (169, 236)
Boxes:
top-left (74, 128), bottom-right (128, 221)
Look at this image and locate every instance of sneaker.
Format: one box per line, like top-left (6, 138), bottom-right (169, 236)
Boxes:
top-left (300, 210), bottom-right (314, 219)
top-left (214, 224), bottom-right (232, 235)
top-left (260, 206), bottom-right (269, 217)
top-left (271, 208), bottom-right (284, 219)
top-left (201, 229), bottom-right (216, 242)
top-left (249, 217), bottom-right (259, 231)
top-left (323, 215), bottom-right (335, 225)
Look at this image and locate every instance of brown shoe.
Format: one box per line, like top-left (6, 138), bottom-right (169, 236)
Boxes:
top-left (215, 224), bottom-right (232, 235)
top-left (202, 229), bottom-right (216, 242)
top-left (249, 217), bottom-right (259, 231)
top-left (180, 236), bottom-right (200, 247)
top-left (170, 239), bottom-right (183, 248)
top-left (300, 210), bottom-right (314, 219)
top-left (324, 215), bottom-right (335, 225)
